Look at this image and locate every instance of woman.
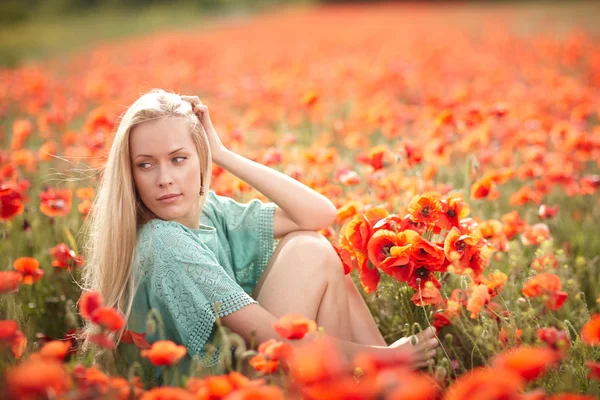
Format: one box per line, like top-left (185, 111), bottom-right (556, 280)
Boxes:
top-left (79, 88), bottom-right (438, 384)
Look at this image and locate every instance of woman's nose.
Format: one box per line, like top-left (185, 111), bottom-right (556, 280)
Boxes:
top-left (157, 166), bottom-right (173, 187)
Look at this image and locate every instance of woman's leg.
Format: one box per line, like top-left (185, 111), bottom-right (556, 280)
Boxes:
top-left (252, 231), bottom-right (385, 346)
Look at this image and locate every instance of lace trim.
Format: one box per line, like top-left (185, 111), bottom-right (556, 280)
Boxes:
top-left (188, 291), bottom-right (257, 367)
top-left (256, 203), bottom-right (277, 284)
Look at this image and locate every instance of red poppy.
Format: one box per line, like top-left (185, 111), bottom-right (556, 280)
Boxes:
top-left (0, 183), bottom-right (25, 221)
top-left (539, 204), bottom-right (559, 219)
top-left (407, 194), bottom-right (442, 226)
top-left (581, 314), bottom-right (600, 346)
top-left (335, 201), bottom-right (361, 225)
top-left (475, 220), bottom-right (509, 252)
top-left (141, 340), bottom-right (187, 366)
top-left (410, 284), bottom-right (443, 306)
top-left (411, 235), bottom-right (446, 272)
top-left (250, 353), bottom-right (280, 374)
top-left (367, 229), bottom-right (414, 271)
top-left (5, 356), bottom-right (71, 399)
top-left (491, 346), bottom-right (559, 381)
top-left (0, 271), bottom-right (22, 293)
top-left (443, 367), bottom-right (524, 400)
top-left (537, 327), bottom-right (570, 355)
top-left (531, 254), bottom-right (559, 272)
top-left (521, 223), bottom-right (551, 246)
top-left (443, 227), bottom-right (480, 273)
top-left (272, 313), bottom-right (317, 340)
top-left (587, 361), bottom-right (600, 381)
top-left (140, 387), bottom-right (196, 400)
top-left (40, 340), bottom-right (72, 361)
top-left (355, 145), bottom-right (394, 171)
top-left (406, 266), bottom-right (441, 291)
top-left (466, 284), bottom-right (491, 318)
top-left (50, 243), bottom-right (84, 270)
top-left (79, 291), bottom-right (103, 321)
top-left (13, 257), bottom-right (44, 285)
top-left (501, 210), bottom-right (527, 240)
top-left (0, 320), bottom-right (19, 342)
top-left (91, 307), bottom-right (126, 332)
top-left (257, 338), bottom-right (293, 361)
top-left (340, 213), bottom-right (373, 253)
top-left (39, 187), bottom-right (72, 218)
top-left (89, 333), bottom-right (115, 350)
top-left (358, 255), bottom-right (381, 294)
top-left (119, 330), bottom-right (151, 349)
top-left (437, 196), bottom-right (470, 230)
top-left (470, 177), bottom-right (495, 199)
top-left (522, 273), bottom-right (568, 310)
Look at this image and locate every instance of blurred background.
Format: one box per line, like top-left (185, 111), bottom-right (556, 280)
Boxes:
top-left (1, 0), bottom-right (598, 67)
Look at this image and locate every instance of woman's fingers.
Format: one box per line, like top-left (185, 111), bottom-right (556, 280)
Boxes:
top-left (180, 95), bottom-right (202, 105)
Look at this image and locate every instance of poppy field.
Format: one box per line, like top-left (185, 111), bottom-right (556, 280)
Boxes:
top-left (1, 2), bottom-right (600, 399)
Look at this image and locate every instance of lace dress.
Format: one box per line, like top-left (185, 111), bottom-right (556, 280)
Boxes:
top-left (121, 190), bottom-right (277, 384)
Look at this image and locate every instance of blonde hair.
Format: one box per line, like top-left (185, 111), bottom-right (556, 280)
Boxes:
top-left (79, 89), bottom-right (212, 360)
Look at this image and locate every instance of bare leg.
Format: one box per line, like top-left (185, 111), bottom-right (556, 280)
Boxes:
top-left (343, 274), bottom-right (387, 346)
top-left (253, 231), bottom-right (383, 344)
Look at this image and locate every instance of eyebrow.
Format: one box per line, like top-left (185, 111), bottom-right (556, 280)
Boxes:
top-left (133, 147), bottom-right (187, 161)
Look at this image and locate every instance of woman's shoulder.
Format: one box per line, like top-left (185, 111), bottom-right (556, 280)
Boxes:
top-left (137, 219), bottom-right (197, 252)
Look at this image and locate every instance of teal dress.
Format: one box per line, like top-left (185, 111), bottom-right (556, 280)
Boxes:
top-left (120, 190), bottom-right (277, 385)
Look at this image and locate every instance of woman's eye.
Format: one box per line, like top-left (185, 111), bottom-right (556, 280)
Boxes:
top-left (173, 156), bottom-right (187, 163)
top-left (138, 162), bottom-right (151, 169)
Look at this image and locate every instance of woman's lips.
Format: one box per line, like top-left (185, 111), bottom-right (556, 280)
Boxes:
top-left (158, 194), bottom-right (181, 203)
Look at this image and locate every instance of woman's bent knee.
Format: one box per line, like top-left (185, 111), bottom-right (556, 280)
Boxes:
top-left (278, 230), bottom-right (344, 278)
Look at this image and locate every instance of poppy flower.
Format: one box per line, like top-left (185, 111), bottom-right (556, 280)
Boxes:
top-left (474, 270), bottom-right (508, 298)
top-left (89, 333), bottom-right (115, 350)
top-left (587, 361), bottom-right (600, 381)
top-left (581, 314), bottom-right (600, 346)
top-left (250, 353), bottom-right (280, 374)
top-left (367, 229), bottom-right (414, 270)
top-left (119, 330), bottom-right (151, 349)
top-left (437, 196), bottom-right (470, 230)
top-left (257, 338), bottom-right (293, 361)
top-left (272, 313), bottom-right (317, 340)
top-left (537, 327), bottom-right (570, 355)
top-left (13, 257), bottom-right (44, 285)
top-left (372, 213), bottom-right (404, 232)
top-left (39, 187), bottom-right (72, 218)
top-left (358, 258), bottom-right (381, 294)
top-left (5, 356), bottom-right (71, 399)
top-left (331, 242), bottom-right (353, 275)
top-left (140, 387), bottom-right (196, 400)
top-left (475, 220), bottom-right (509, 252)
top-left (10, 330), bottom-right (27, 359)
top-left (355, 145), bottom-right (394, 171)
top-left (411, 235), bottom-right (446, 272)
top-left (410, 283), bottom-right (443, 306)
top-left (406, 266), bottom-right (441, 291)
top-left (0, 271), bottom-right (22, 293)
top-left (521, 223), bottom-right (551, 246)
top-left (75, 187), bottom-right (95, 200)
top-left (522, 273), bottom-right (568, 310)
top-left (0, 320), bottom-right (19, 342)
top-left (443, 367), bottom-right (524, 400)
top-left (0, 184), bottom-right (25, 221)
top-left (40, 340), bottom-right (72, 361)
top-left (287, 336), bottom-right (347, 385)
top-left (443, 227), bottom-right (480, 273)
top-left (340, 213), bottom-right (373, 253)
top-left (539, 204), bottom-right (559, 219)
top-left (79, 291), bottom-right (103, 321)
top-left (91, 307), bottom-right (126, 332)
top-left (470, 176), bottom-right (495, 199)
top-left (363, 206), bottom-right (389, 226)
top-left (50, 243), bottom-right (84, 270)
top-left (501, 210), bottom-right (527, 240)
top-left (224, 386), bottom-right (284, 400)
top-left (141, 340), bottom-right (187, 366)
top-left (407, 194), bottom-right (442, 226)
top-left (335, 201), bottom-right (361, 224)
top-left (491, 346), bottom-right (559, 381)
top-left (466, 284), bottom-right (491, 318)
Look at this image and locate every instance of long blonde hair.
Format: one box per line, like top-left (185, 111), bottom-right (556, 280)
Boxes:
top-left (79, 89), bottom-right (212, 358)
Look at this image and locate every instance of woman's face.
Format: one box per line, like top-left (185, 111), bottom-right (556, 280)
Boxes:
top-left (129, 117), bottom-right (202, 229)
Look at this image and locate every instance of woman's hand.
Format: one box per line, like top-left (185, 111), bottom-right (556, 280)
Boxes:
top-left (388, 326), bottom-right (439, 369)
top-left (180, 95), bottom-right (227, 162)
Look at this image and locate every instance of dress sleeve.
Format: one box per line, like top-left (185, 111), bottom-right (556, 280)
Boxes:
top-left (204, 191), bottom-right (277, 293)
top-left (147, 222), bottom-right (258, 360)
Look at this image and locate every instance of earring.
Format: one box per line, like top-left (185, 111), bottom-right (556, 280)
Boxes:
top-left (199, 185), bottom-right (204, 195)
